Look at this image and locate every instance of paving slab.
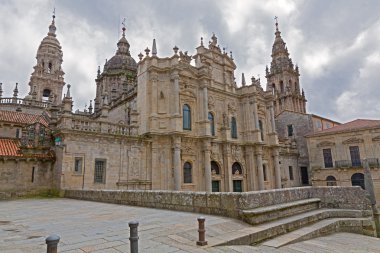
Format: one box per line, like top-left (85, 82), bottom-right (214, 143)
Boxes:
top-left (0, 198), bottom-right (379, 252)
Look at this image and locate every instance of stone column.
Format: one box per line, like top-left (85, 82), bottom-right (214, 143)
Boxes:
top-left (172, 73), bottom-right (180, 116)
top-left (202, 81), bottom-right (208, 121)
top-left (245, 146), bottom-right (255, 191)
top-left (269, 102), bottom-right (276, 133)
top-left (204, 141), bottom-right (212, 192)
top-left (223, 144), bottom-right (233, 192)
top-left (151, 73), bottom-right (158, 116)
top-left (172, 136), bottom-right (181, 190)
top-left (256, 147), bottom-right (264, 190)
top-left (252, 98), bottom-right (259, 130)
top-left (273, 149), bottom-right (281, 188)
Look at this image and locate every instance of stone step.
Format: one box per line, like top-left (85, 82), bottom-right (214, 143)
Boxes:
top-left (210, 208), bottom-right (372, 246)
top-left (239, 198), bottom-right (321, 225)
top-left (262, 217), bottom-right (374, 248)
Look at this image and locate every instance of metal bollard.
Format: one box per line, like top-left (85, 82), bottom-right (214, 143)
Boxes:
top-left (196, 217), bottom-right (207, 246)
top-left (129, 221), bottom-right (139, 253)
top-left (46, 235), bottom-right (60, 253)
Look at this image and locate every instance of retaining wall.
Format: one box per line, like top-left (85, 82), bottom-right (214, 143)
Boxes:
top-left (64, 186), bottom-right (372, 219)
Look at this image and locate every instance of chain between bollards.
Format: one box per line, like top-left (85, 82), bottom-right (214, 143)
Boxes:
top-left (196, 217), bottom-right (207, 246)
top-left (46, 234), bottom-right (60, 253)
top-left (129, 221), bottom-right (139, 253)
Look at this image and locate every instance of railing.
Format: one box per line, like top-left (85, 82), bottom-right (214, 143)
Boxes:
top-left (0, 97), bottom-right (49, 108)
top-left (335, 158), bottom-right (379, 168)
top-left (68, 118), bottom-right (138, 136)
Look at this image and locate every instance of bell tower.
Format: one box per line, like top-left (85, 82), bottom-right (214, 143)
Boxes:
top-left (28, 13), bottom-right (65, 105)
top-left (266, 18), bottom-right (306, 115)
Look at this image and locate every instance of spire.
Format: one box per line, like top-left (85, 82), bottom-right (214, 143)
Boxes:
top-left (152, 39), bottom-right (157, 56)
top-left (66, 84), bottom-right (71, 98)
top-left (0, 83), bottom-right (2, 98)
top-left (97, 66), bottom-right (101, 77)
top-left (48, 9), bottom-right (57, 37)
top-left (13, 83), bottom-right (19, 98)
top-left (241, 73), bottom-right (246, 86)
top-left (116, 19), bottom-right (130, 56)
top-left (88, 100), bottom-right (93, 114)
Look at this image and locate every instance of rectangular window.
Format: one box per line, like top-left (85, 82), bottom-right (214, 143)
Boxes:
top-left (233, 180), bottom-right (242, 192)
top-left (323, 149), bottom-right (333, 168)
top-left (94, 159), bottom-right (106, 184)
top-left (289, 166), bottom-right (294, 180)
top-left (31, 167), bottom-right (35, 183)
top-left (74, 157), bottom-right (83, 174)
top-left (16, 128), bottom-right (20, 138)
top-left (212, 181), bottom-right (220, 192)
top-left (349, 146), bottom-right (361, 167)
top-left (287, 124), bottom-right (293, 137)
top-left (263, 164), bottom-right (267, 181)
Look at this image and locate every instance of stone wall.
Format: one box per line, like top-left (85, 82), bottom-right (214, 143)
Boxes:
top-left (64, 186), bottom-right (372, 219)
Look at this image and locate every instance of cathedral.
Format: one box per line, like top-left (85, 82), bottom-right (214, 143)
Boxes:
top-left (0, 15), bottom-right (318, 194)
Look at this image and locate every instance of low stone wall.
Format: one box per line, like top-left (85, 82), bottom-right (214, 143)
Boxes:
top-left (64, 186), bottom-right (371, 219)
top-left (0, 189), bottom-right (59, 200)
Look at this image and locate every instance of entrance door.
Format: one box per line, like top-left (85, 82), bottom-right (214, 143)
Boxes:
top-left (349, 146), bottom-right (361, 167)
top-left (300, 167), bottom-right (309, 185)
top-left (212, 181), bottom-right (220, 192)
top-left (233, 180), bottom-right (242, 192)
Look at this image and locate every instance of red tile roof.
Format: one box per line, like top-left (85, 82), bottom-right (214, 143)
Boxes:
top-left (307, 119), bottom-right (380, 136)
top-left (0, 110), bottom-right (49, 126)
top-left (0, 138), bottom-right (22, 156)
top-left (0, 138), bottom-right (54, 159)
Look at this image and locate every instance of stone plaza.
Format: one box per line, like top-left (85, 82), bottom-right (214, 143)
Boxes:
top-left (1, 198), bottom-right (380, 253)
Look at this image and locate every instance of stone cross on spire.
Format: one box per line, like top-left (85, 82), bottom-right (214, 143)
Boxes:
top-left (121, 18), bottom-right (126, 37)
top-left (274, 16), bottom-right (279, 31)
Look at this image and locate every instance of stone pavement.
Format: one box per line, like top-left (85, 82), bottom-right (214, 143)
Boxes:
top-left (0, 198), bottom-right (379, 253)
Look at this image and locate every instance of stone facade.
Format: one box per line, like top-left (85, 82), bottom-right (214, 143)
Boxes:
top-left (306, 119), bottom-right (380, 202)
top-left (0, 16), bottom-right (311, 194)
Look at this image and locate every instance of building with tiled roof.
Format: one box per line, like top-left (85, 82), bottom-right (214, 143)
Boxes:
top-left (306, 118), bottom-right (380, 202)
top-left (0, 110), bottom-right (49, 127)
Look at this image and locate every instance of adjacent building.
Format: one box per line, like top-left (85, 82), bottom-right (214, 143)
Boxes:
top-left (306, 119), bottom-right (380, 199)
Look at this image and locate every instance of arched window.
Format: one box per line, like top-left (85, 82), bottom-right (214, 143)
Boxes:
top-left (232, 162), bottom-right (242, 175)
top-left (48, 62), bottom-right (52, 73)
top-left (259, 119), bottom-right (264, 141)
top-left (42, 89), bottom-right (51, 102)
top-left (183, 162), bottom-right (192, 183)
top-left (326, 175), bottom-right (337, 186)
top-left (280, 81), bottom-right (284, 93)
top-left (211, 161), bottom-right (220, 175)
top-left (351, 173), bottom-right (365, 189)
top-left (272, 83), bottom-right (275, 95)
top-left (208, 112), bottom-right (215, 136)
top-left (183, 104), bottom-right (191, 130)
top-left (231, 117), bottom-right (237, 139)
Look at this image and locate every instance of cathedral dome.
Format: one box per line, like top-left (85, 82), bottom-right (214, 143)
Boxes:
top-left (104, 28), bottom-right (137, 72)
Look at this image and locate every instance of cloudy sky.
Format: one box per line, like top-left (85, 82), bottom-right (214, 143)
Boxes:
top-left (1, 0), bottom-right (380, 122)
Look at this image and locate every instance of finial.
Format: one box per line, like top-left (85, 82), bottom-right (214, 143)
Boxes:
top-left (241, 73), bottom-right (246, 87)
top-left (0, 83), bottom-right (3, 98)
top-left (52, 7), bottom-right (56, 23)
top-left (66, 84), bottom-right (71, 98)
top-left (223, 47), bottom-right (225, 54)
top-left (121, 18), bottom-right (126, 37)
top-left (48, 8), bottom-right (57, 36)
top-left (251, 76), bottom-right (256, 84)
top-left (200, 37), bottom-right (204, 46)
top-left (89, 100), bottom-right (93, 114)
top-left (274, 16), bottom-right (279, 31)
top-left (13, 83), bottom-right (19, 98)
top-left (138, 52), bottom-right (143, 61)
top-left (145, 47), bottom-right (150, 56)
top-left (173, 45), bottom-right (179, 55)
top-left (230, 51), bottom-right (233, 60)
top-left (152, 39), bottom-right (157, 56)
top-left (97, 66), bottom-right (101, 77)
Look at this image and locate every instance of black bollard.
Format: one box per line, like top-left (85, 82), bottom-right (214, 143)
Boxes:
top-left (46, 235), bottom-right (60, 253)
top-left (129, 221), bottom-right (139, 253)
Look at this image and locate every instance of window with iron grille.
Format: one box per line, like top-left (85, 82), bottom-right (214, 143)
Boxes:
top-left (183, 162), bottom-right (192, 183)
top-left (323, 149), bottom-right (333, 168)
top-left (74, 157), bottom-right (83, 174)
top-left (94, 159), bottom-right (106, 184)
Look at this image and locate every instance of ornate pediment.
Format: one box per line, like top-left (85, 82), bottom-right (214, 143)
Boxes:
top-left (317, 141), bottom-right (335, 147)
top-left (180, 89), bottom-right (196, 98)
top-left (342, 137), bottom-right (364, 145)
top-left (372, 135), bottom-right (380, 142)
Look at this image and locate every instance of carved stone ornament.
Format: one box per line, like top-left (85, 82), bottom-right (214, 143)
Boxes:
top-left (316, 141), bottom-right (335, 147)
top-left (208, 96), bottom-right (215, 109)
top-left (372, 136), bottom-right (380, 142)
top-left (342, 137), bottom-right (364, 145)
top-left (228, 102), bottom-right (236, 114)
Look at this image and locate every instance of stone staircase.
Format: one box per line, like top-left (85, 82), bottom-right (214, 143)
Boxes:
top-left (211, 197), bottom-right (375, 247)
